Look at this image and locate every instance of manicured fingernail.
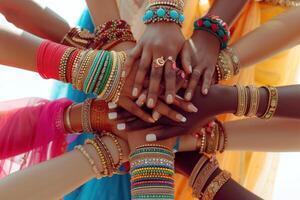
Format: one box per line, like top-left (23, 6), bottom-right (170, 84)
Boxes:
top-left (188, 104), bottom-right (198, 112)
top-left (117, 123), bottom-right (126, 131)
top-left (149, 118), bottom-right (156, 123)
top-left (185, 92), bottom-right (192, 101)
top-left (108, 112), bottom-right (117, 120)
top-left (172, 62), bottom-right (177, 70)
top-left (108, 102), bottom-right (117, 109)
top-left (166, 94), bottom-right (174, 104)
top-left (147, 98), bottom-right (154, 108)
top-left (188, 65), bottom-right (193, 74)
top-left (203, 88), bottom-right (208, 95)
top-left (146, 134), bottom-right (157, 142)
top-left (132, 88), bottom-right (138, 97)
top-left (136, 94), bottom-right (146, 106)
top-left (176, 114), bottom-right (187, 122)
top-left (152, 111), bottom-right (161, 121)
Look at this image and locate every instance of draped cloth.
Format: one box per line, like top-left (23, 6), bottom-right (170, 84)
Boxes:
top-left (0, 98), bottom-right (72, 177)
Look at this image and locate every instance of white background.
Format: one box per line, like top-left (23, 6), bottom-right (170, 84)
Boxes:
top-left (0, 1), bottom-right (299, 199)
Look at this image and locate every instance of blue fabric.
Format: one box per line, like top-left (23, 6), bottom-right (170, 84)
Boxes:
top-left (50, 9), bottom-right (131, 200)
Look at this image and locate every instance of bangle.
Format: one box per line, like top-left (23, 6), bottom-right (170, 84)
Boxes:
top-left (75, 145), bottom-right (101, 179)
top-left (257, 0), bottom-right (300, 7)
top-left (202, 170), bottom-right (231, 200)
top-left (246, 85), bottom-right (260, 117)
top-left (215, 120), bottom-right (227, 153)
top-left (235, 85), bottom-right (248, 116)
top-left (147, 0), bottom-right (184, 11)
top-left (143, 5), bottom-right (185, 27)
top-left (64, 103), bottom-right (77, 133)
top-left (259, 86), bottom-right (278, 119)
top-left (194, 15), bottom-right (230, 49)
top-left (61, 27), bottom-right (94, 49)
top-left (189, 155), bottom-right (209, 187)
top-left (223, 47), bottom-right (240, 75)
top-left (81, 98), bottom-right (94, 133)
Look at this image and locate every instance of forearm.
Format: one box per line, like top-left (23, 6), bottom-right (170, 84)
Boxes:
top-left (0, 0), bottom-right (70, 42)
top-left (85, 0), bottom-right (120, 26)
top-left (232, 6), bottom-right (300, 68)
top-left (225, 118), bottom-right (300, 152)
top-left (207, 0), bottom-right (249, 26)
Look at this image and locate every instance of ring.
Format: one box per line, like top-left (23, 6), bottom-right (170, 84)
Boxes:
top-left (153, 56), bottom-right (165, 68)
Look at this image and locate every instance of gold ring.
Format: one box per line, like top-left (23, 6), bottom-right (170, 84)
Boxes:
top-left (153, 56), bottom-right (165, 68)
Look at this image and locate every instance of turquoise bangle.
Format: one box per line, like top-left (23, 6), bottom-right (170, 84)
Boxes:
top-left (97, 51), bottom-right (113, 95)
top-left (88, 51), bottom-right (107, 93)
top-left (83, 51), bottom-right (102, 93)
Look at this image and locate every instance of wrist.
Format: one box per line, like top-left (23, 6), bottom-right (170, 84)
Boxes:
top-left (257, 87), bottom-right (269, 117)
top-left (211, 85), bottom-right (237, 115)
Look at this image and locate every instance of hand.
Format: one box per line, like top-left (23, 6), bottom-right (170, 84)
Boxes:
top-left (180, 30), bottom-right (220, 100)
top-left (126, 23), bottom-right (186, 108)
top-left (123, 84), bottom-right (237, 140)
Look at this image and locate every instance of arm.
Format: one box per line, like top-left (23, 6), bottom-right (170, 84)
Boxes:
top-left (0, 0), bottom-right (70, 42)
top-left (232, 6), bottom-right (300, 68)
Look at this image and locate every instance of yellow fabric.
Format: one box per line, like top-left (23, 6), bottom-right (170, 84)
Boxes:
top-left (175, 1), bottom-right (300, 200)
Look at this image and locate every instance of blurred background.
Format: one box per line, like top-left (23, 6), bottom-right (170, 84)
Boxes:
top-left (0, 1), bottom-right (299, 199)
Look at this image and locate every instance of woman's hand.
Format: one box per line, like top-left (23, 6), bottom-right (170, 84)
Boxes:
top-left (125, 23), bottom-right (186, 108)
top-left (180, 30), bottom-right (220, 100)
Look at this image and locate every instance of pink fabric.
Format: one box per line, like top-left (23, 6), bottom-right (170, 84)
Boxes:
top-left (37, 40), bottom-right (69, 80)
top-left (0, 98), bottom-right (72, 177)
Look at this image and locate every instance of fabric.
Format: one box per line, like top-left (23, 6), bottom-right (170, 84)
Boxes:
top-left (0, 98), bottom-right (72, 177)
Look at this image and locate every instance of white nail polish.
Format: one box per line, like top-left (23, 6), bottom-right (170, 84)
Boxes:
top-left (147, 98), bottom-right (154, 108)
top-left (152, 111), bottom-right (161, 121)
top-left (188, 104), bottom-right (198, 112)
top-left (132, 88), bottom-right (138, 97)
top-left (108, 112), bottom-right (117, 120)
top-left (136, 94), bottom-right (146, 106)
top-left (108, 102), bottom-right (117, 109)
top-left (117, 123), bottom-right (126, 131)
top-left (185, 92), bottom-right (192, 100)
top-left (188, 65), bottom-right (193, 73)
top-left (176, 114), bottom-right (187, 123)
top-left (166, 94), bottom-right (173, 104)
top-left (146, 134), bottom-right (157, 142)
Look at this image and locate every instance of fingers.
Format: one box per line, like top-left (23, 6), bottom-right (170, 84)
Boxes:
top-left (118, 96), bottom-right (155, 124)
top-left (145, 126), bottom-right (186, 142)
top-left (164, 57), bottom-right (177, 104)
top-left (124, 44), bottom-right (142, 77)
top-left (122, 118), bottom-right (154, 131)
top-left (184, 66), bottom-right (203, 101)
top-left (180, 41), bottom-right (193, 74)
top-left (201, 68), bottom-right (215, 95)
top-left (132, 48), bottom-right (152, 97)
top-left (147, 55), bottom-right (164, 108)
top-left (153, 100), bottom-right (187, 123)
top-left (173, 96), bottom-right (198, 113)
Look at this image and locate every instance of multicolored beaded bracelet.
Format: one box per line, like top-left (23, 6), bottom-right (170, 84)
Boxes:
top-left (194, 15), bottom-right (230, 49)
top-left (260, 86), bottom-right (278, 119)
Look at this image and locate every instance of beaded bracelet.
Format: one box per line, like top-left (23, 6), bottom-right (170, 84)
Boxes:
top-left (194, 15), bottom-right (230, 49)
top-left (259, 86), bottom-right (278, 119)
top-left (147, 0), bottom-right (184, 11)
top-left (143, 5), bottom-right (185, 26)
top-left (258, 0), bottom-right (300, 7)
top-left (81, 98), bottom-right (94, 133)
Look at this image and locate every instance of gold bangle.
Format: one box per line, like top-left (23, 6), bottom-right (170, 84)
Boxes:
top-left (189, 156), bottom-right (209, 187)
top-left (65, 104), bottom-right (77, 133)
top-left (95, 136), bottom-right (115, 176)
top-left (260, 86), bottom-right (278, 119)
top-left (192, 158), bottom-right (219, 198)
top-left (75, 145), bottom-right (101, 179)
top-left (81, 98), bottom-right (94, 133)
top-left (235, 85), bottom-right (248, 116)
top-left (224, 47), bottom-right (240, 75)
top-left (246, 85), bottom-right (260, 117)
top-left (202, 170), bottom-right (231, 200)
top-left (59, 48), bottom-right (76, 82)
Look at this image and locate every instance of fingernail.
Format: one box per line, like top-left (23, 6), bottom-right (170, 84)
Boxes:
top-left (152, 111), bottom-right (161, 121)
top-left (108, 102), bottom-right (117, 109)
top-left (188, 104), bottom-right (198, 112)
top-left (149, 118), bottom-right (156, 123)
top-left (185, 92), bottom-right (192, 101)
top-left (172, 62), bottom-right (177, 70)
top-left (117, 123), bottom-right (126, 131)
top-left (203, 88), bottom-right (208, 95)
top-left (188, 65), bottom-right (193, 74)
top-left (146, 134), bottom-right (157, 142)
top-left (147, 98), bottom-right (154, 108)
top-left (108, 112), bottom-right (117, 120)
top-left (176, 114), bottom-right (187, 122)
top-left (136, 94), bottom-right (146, 106)
top-left (181, 71), bottom-right (186, 79)
top-left (166, 94), bottom-right (174, 104)
top-left (132, 88), bottom-right (138, 97)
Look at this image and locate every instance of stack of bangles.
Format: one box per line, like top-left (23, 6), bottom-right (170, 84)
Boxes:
top-left (37, 41), bottom-right (127, 103)
top-left (194, 15), bottom-right (230, 49)
top-left (257, 0), bottom-right (300, 7)
top-left (189, 156), bottom-right (231, 199)
top-left (61, 20), bottom-right (135, 50)
top-left (130, 144), bottom-right (175, 200)
top-left (194, 119), bottom-right (227, 155)
top-left (75, 133), bottom-right (123, 179)
top-left (143, 0), bottom-right (185, 26)
top-left (234, 85), bottom-right (278, 119)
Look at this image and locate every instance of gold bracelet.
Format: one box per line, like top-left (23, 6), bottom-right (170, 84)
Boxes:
top-left (235, 85), bottom-right (248, 116)
top-left (217, 51), bottom-right (233, 80)
top-left (81, 98), bottom-right (94, 133)
top-left (202, 170), bottom-right (231, 200)
top-left (260, 86), bottom-right (278, 119)
top-left (75, 145), bottom-right (101, 179)
top-left (59, 48), bottom-right (76, 82)
top-left (76, 50), bottom-right (94, 90)
top-left (189, 156), bottom-right (209, 187)
top-left (192, 158), bottom-right (219, 198)
top-left (65, 104), bottom-right (77, 133)
top-left (246, 85), bottom-right (260, 117)
top-left (223, 47), bottom-right (240, 75)
top-left (95, 136), bottom-right (115, 176)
